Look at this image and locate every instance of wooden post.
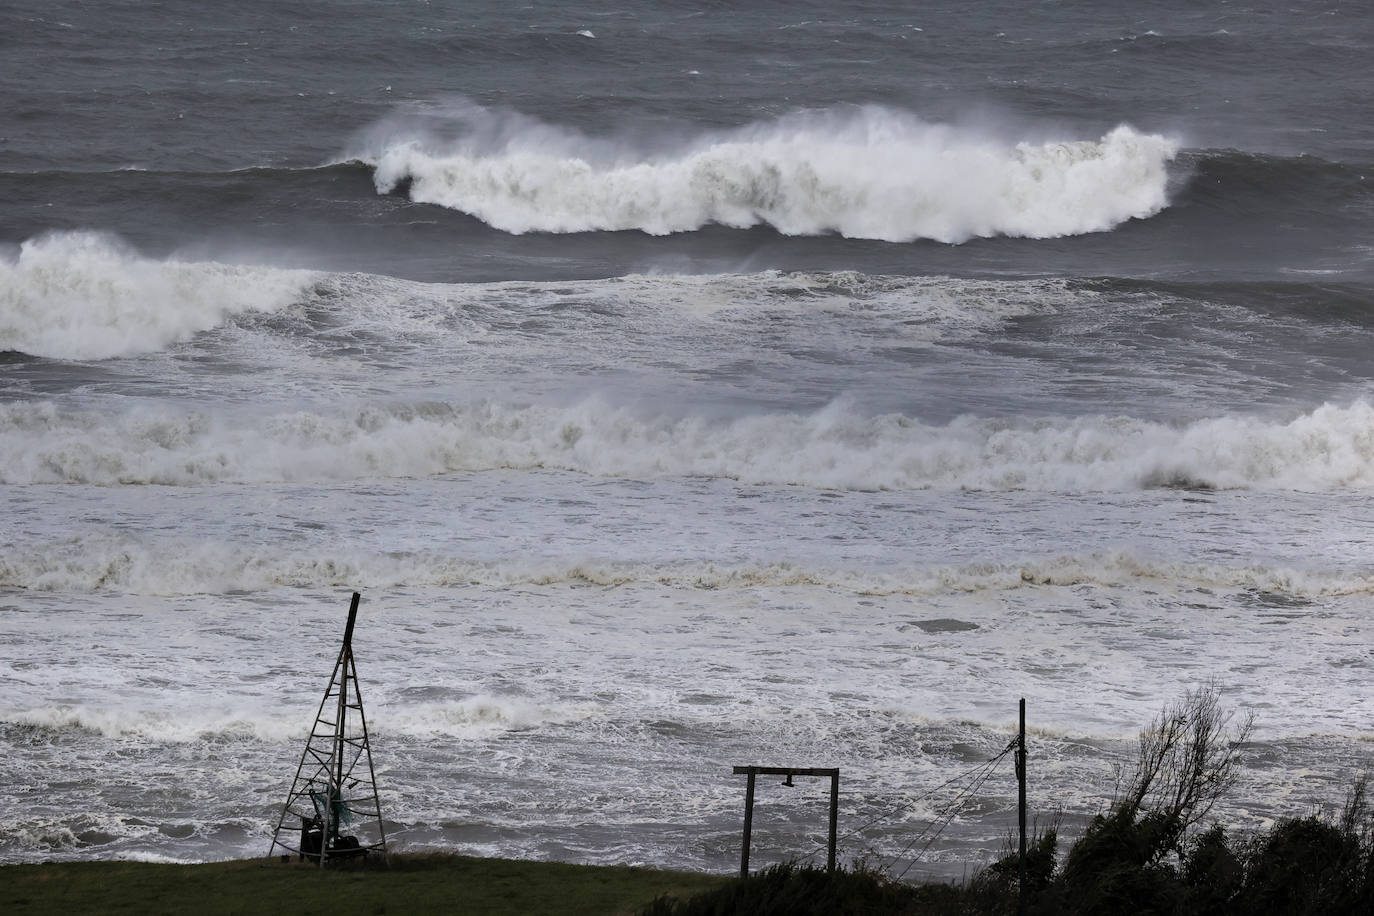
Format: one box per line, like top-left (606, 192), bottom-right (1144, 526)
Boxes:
top-left (827, 770), bottom-right (839, 872)
top-left (1017, 697), bottom-right (1027, 916)
top-left (740, 770), bottom-right (756, 879)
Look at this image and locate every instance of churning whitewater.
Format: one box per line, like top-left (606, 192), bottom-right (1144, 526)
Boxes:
top-left (363, 106), bottom-right (1179, 241)
top-left (2, 0), bottom-right (1373, 880)
top-left (4, 395), bottom-right (1374, 491)
top-left (0, 232), bottom-right (316, 360)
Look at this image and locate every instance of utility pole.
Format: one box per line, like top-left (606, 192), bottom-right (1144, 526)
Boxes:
top-left (1016, 697), bottom-right (1027, 916)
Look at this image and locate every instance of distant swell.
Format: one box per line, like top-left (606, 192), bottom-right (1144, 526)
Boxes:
top-left (357, 103), bottom-right (1180, 242)
top-left (1174, 147), bottom-right (1374, 226)
top-left (0, 231), bottom-right (317, 360)
top-left (3, 397), bottom-right (1372, 491)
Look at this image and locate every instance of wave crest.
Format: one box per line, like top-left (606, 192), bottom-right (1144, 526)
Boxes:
top-left (0, 232), bottom-right (317, 360)
top-left (0, 695), bottom-right (581, 741)
top-left (2, 398), bottom-right (1373, 491)
top-left (1, 538), bottom-right (1366, 599)
top-left (361, 104), bottom-right (1179, 241)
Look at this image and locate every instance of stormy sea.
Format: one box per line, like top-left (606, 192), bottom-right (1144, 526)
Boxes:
top-left (2, 0), bottom-right (1371, 879)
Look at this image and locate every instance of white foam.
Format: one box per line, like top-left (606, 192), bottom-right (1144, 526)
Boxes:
top-left (362, 105), bottom-right (1178, 241)
top-left (1, 694), bottom-right (589, 742)
top-left (321, 268), bottom-right (1062, 340)
top-left (0, 536), bottom-right (1366, 598)
top-left (383, 695), bottom-right (595, 737)
top-left (119, 851), bottom-right (201, 864)
top-left (0, 231), bottom-right (318, 359)
top-left (3, 396), bottom-right (1373, 492)
top-left (2, 703), bottom-right (300, 743)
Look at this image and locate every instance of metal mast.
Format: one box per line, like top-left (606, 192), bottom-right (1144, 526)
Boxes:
top-left (267, 592), bottom-right (387, 865)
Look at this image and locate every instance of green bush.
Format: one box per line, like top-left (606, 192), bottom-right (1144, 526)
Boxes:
top-left (1231, 812), bottom-right (1372, 914)
top-left (966, 829), bottom-right (1061, 915)
top-left (1181, 824), bottom-right (1242, 916)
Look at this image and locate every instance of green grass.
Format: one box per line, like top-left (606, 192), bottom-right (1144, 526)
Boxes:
top-left (0, 853), bottom-right (729, 916)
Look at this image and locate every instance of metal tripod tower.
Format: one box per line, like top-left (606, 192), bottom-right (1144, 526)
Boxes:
top-left (268, 592), bottom-right (387, 865)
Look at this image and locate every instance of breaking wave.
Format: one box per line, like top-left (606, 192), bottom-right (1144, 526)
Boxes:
top-left (359, 103), bottom-right (1179, 241)
top-left (0, 694), bottom-right (585, 741)
top-left (0, 231), bottom-right (317, 360)
top-left (2, 397), bottom-right (1372, 492)
top-left (1, 537), bottom-right (1367, 598)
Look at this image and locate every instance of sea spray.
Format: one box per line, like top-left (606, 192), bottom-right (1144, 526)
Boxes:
top-left (0, 231), bottom-right (317, 360)
top-left (362, 105), bottom-right (1179, 241)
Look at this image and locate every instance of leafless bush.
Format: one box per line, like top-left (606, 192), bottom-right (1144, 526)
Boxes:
top-left (1115, 682), bottom-right (1254, 857)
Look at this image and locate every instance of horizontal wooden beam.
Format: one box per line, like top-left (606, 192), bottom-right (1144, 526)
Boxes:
top-left (735, 766), bottom-right (841, 876)
top-left (733, 766), bottom-right (839, 778)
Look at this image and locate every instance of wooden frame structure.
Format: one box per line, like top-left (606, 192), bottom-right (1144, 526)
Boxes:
top-left (733, 766), bottom-right (840, 878)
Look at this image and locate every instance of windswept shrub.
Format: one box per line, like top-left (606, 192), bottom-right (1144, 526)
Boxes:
top-left (1113, 684), bottom-right (1253, 858)
top-left (1059, 818), bottom-right (1186, 915)
top-left (1181, 824), bottom-right (1242, 915)
top-left (967, 828), bottom-right (1061, 915)
top-left (1054, 684), bottom-right (1251, 914)
top-left (1236, 816), bottom-right (1353, 913)
top-left (1230, 778), bottom-right (1374, 915)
